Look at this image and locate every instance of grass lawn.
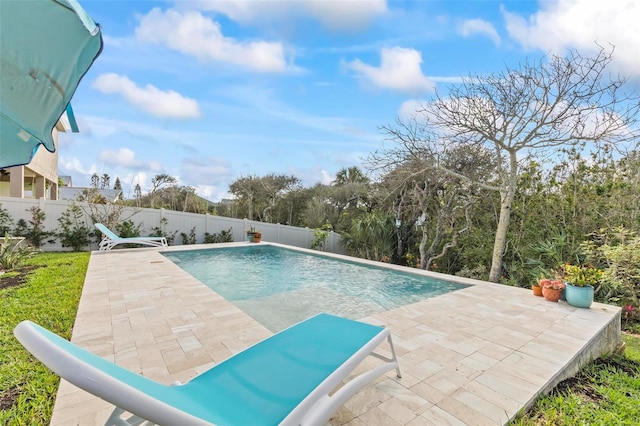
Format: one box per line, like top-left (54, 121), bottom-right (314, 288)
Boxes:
top-left (1, 251), bottom-right (639, 425)
top-left (0, 252), bottom-right (90, 425)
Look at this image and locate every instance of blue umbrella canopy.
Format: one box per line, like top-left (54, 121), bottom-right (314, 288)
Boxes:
top-left (0, 0), bottom-right (102, 168)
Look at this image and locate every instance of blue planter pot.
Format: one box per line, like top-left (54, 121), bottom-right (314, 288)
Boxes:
top-left (565, 283), bottom-right (594, 308)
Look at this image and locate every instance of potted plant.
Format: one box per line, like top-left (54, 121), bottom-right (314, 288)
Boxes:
top-left (532, 279), bottom-right (545, 297)
top-left (246, 226), bottom-right (262, 243)
top-left (563, 264), bottom-right (603, 308)
top-left (540, 279), bottom-right (565, 302)
top-left (246, 226), bottom-right (256, 242)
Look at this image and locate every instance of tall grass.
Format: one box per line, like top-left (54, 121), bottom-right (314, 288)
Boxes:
top-left (0, 252), bottom-right (89, 425)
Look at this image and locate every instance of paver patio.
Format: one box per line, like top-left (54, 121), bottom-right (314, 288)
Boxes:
top-left (50, 243), bottom-right (621, 425)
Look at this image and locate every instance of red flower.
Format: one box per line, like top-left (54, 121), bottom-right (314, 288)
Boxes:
top-left (540, 279), bottom-right (565, 290)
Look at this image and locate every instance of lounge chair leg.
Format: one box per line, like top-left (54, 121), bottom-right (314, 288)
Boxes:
top-left (369, 333), bottom-right (403, 378)
top-left (387, 334), bottom-right (402, 378)
top-left (105, 406), bottom-right (154, 426)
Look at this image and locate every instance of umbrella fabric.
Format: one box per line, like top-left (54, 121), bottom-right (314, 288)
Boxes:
top-left (0, 0), bottom-right (102, 168)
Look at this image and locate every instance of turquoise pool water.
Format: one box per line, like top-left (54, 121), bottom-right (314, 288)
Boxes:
top-left (163, 245), bottom-right (468, 331)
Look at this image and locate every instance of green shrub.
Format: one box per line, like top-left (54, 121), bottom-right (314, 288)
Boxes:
top-left (311, 224), bottom-right (332, 251)
top-left (0, 235), bottom-right (34, 271)
top-left (0, 204), bottom-right (13, 236)
top-left (13, 207), bottom-right (54, 249)
top-left (180, 227), bottom-right (197, 245)
top-left (203, 228), bottom-right (233, 244)
top-left (114, 220), bottom-right (141, 238)
top-left (57, 204), bottom-right (91, 251)
top-left (149, 217), bottom-right (177, 245)
top-left (582, 227), bottom-right (640, 306)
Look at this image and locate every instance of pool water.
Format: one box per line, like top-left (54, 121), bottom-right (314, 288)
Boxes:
top-left (163, 245), bottom-right (468, 331)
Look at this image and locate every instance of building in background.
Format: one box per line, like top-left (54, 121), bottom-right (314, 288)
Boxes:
top-left (0, 105), bottom-right (78, 200)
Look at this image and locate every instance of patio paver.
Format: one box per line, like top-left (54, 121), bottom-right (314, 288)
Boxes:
top-left (50, 243), bottom-right (621, 425)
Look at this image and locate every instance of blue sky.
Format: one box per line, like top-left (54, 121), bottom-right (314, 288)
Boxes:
top-left (60, 0), bottom-right (640, 201)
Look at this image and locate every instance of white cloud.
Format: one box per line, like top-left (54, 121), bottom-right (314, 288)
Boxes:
top-left (320, 170), bottom-right (333, 185)
top-left (125, 172), bottom-right (151, 194)
top-left (192, 0), bottom-right (387, 31)
top-left (135, 8), bottom-right (290, 73)
top-left (195, 184), bottom-right (231, 202)
top-left (345, 47), bottom-right (435, 94)
top-left (458, 19), bottom-right (501, 45)
top-left (398, 99), bottom-right (426, 122)
top-left (98, 148), bottom-right (163, 172)
top-left (59, 156), bottom-right (94, 176)
top-left (180, 157), bottom-right (233, 186)
top-left (93, 73), bottom-right (201, 119)
top-left (502, 0), bottom-right (640, 76)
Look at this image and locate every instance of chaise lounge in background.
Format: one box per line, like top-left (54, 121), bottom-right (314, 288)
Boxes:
top-left (95, 223), bottom-right (168, 251)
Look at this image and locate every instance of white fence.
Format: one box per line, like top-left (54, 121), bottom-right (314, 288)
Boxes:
top-left (0, 197), bottom-right (345, 253)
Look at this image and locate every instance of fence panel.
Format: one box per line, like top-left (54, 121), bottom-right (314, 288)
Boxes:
top-left (0, 197), bottom-right (344, 254)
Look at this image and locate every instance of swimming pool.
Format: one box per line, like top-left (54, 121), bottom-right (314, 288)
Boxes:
top-left (163, 245), bottom-right (468, 331)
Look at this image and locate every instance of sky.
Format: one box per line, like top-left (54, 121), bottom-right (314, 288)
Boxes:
top-left (59, 0), bottom-right (640, 201)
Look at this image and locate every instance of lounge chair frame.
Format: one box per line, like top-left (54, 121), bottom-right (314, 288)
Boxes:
top-left (95, 223), bottom-right (167, 251)
top-left (14, 313), bottom-right (401, 426)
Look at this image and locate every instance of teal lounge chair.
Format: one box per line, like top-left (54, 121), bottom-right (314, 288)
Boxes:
top-left (14, 313), bottom-right (401, 425)
top-left (95, 223), bottom-right (168, 251)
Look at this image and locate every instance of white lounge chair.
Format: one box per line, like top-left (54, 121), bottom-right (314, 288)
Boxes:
top-left (95, 223), bottom-right (168, 251)
top-left (14, 313), bottom-right (401, 426)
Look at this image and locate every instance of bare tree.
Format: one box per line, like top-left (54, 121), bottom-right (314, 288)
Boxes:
top-left (371, 141), bottom-right (493, 269)
top-left (134, 183), bottom-right (142, 207)
top-left (100, 173), bottom-right (110, 189)
top-left (90, 173), bottom-right (99, 189)
top-left (148, 173), bottom-right (177, 208)
top-left (259, 174), bottom-right (300, 223)
top-left (386, 46), bottom-right (639, 282)
top-left (229, 175), bottom-right (261, 220)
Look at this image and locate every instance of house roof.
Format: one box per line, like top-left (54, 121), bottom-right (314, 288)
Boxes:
top-left (59, 187), bottom-right (122, 202)
top-left (59, 175), bottom-right (73, 186)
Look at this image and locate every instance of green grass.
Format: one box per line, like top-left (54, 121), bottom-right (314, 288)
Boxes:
top-left (0, 252), bottom-right (90, 425)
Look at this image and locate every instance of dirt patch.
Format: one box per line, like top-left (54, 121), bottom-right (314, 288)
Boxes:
top-left (553, 375), bottom-right (605, 404)
top-left (0, 386), bottom-right (21, 411)
top-left (551, 356), bottom-right (640, 405)
top-left (0, 265), bottom-right (40, 290)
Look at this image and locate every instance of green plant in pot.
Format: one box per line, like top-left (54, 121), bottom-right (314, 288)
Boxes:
top-left (245, 226), bottom-right (262, 243)
top-left (540, 279), bottom-right (565, 302)
top-left (564, 264), bottom-right (603, 308)
top-left (246, 226), bottom-right (256, 242)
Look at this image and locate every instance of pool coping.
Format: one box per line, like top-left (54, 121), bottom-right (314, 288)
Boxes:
top-left (50, 242), bottom-right (621, 425)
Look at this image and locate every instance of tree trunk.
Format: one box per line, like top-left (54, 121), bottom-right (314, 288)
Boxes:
top-left (419, 230), bottom-right (429, 269)
top-left (395, 225), bottom-right (403, 263)
top-left (489, 152), bottom-right (518, 282)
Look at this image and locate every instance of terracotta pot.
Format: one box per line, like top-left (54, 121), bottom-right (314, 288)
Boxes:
top-left (542, 287), bottom-right (563, 302)
top-left (532, 285), bottom-right (543, 297)
top-left (252, 232), bottom-right (262, 243)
